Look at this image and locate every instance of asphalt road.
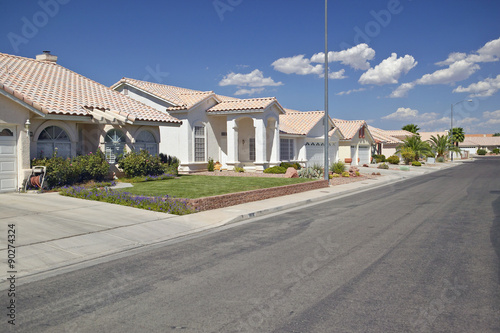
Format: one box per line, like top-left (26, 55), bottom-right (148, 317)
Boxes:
top-left (6, 158), bottom-right (500, 332)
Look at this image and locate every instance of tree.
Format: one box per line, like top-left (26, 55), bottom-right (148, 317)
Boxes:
top-left (428, 134), bottom-right (461, 159)
top-left (451, 127), bottom-right (465, 147)
top-left (396, 135), bottom-right (432, 161)
top-left (493, 133), bottom-right (500, 137)
top-left (402, 124), bottom-right (420, 134)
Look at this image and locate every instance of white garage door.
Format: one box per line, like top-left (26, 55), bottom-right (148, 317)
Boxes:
top-left (0, 127), bottom-right (17, 192)
top-left (358, 146), bottom-right (371, 165)
top-left (306, 142), bottom-right (324, 167)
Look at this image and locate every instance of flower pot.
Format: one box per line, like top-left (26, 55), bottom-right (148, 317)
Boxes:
top-left (345, 158), bottom-right (352, 164)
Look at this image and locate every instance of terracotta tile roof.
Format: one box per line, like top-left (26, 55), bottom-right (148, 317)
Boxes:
top-left (0, 53), bottom-right (180, 124)
top-left (331, 118), bottom-right (368, 140)
top-left (112, 77), bottom-right (213, 111)
top-left (419, 131), bottom-right (449, 142)
top-left (460, 137), bottom-right (500, 147)
top-left (367, 126), bottom-right (403, 144)
top-left (279, 111), bottom-right (326, 135)
top-left (207, 97), bottom-right (282, 113)
top-left (382, 129), bottom-right (415, 139)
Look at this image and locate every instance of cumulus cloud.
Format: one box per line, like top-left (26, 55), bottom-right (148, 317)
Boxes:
top-left (415, 60), bottom-right (480, 85)
top-left (390, 82), bottom-right (416, 98)
top-left (234, 88), bottom-right (265, 96)
top-left (359, 53), bottom-right (417, 85)
top-left (336, 87), bottom-right (366, 96)
top-left (271, 55), bottom-right (323, 76)
top-left (435, 52), bottom-right (467, 66)
top-left (328, 69), bottom-right (347, 79)
top-left (219, 69), bottom-right (283, 87)
top-left (436, 37), bottom-right (500, 66)
top-left (453, 74), bottom-right (500, 97)
top-left (311, 43), bottom-right (376, 70)
top-left (382, 107), bottom-right (438, 121)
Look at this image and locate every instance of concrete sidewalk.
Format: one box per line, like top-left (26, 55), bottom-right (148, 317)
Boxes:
top-left (0, 160), bottom-right (466, 286)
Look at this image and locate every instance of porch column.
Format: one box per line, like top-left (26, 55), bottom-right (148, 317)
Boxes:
top-left (254, 118), bottom-right (267, 171)
top-left (270, 122), bottom-right (280, 165)
top-left (226, 118), bottom-right (238, 170)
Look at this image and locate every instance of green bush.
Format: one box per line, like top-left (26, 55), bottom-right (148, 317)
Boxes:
top-left (477, 148), bottom-right (487, 155)
top-left (264, 166), bottom-right (287, 174)
top-left (341, 171), bottom-right (350, 177)
top-left (377, 163), bottom-right (389, 170)
top-left (207, 157), bottom-right (215, 171)
top-left (436, 156), bottom-right (445, 162)
top-left (330, 160), bottom-right (345, 174)
top-left (412, 161), bottom-right (422, 166)
top-left (493, 148), bottom-right (500, 155)
top-left (234, 166), bottom-right (245, 173)
top-left (373, 154), bottom-right (386, 163)
top-left (387, 155), bottom-right (400, 164)
top-left (280, 162), bottom-right (301, 170)
top-left (118, 150), bottom-right (165, 178)
top-left (31, 151), bottom-right (110, 189)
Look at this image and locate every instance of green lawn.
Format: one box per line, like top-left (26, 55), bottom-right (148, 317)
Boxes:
top-left (118, 175), bottom-right (312, 199)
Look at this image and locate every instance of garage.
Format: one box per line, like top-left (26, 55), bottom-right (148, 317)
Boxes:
top-left (358, 145), bottom-right (371, 165)
top-left (306, 142), bottom-right (324, 167)
top-left (0, 127), bottom-right (17, 192)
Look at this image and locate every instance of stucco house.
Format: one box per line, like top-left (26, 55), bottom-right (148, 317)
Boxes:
top-left (459, 136), bottom-right (500, 155)
top-left (279, 109), bottom-right (343, 167)
top-left (332, 119), bottom-right (375, 165)
top-left (0, 51), bottom-right (181, 192)
top-left (369, 126), bottom-right (414, 157)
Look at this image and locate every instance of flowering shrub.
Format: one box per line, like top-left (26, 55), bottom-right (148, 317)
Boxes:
top-left (59, 186), bottom-right (193, 215)
top-left (118, 150), bottom-right (165, 178)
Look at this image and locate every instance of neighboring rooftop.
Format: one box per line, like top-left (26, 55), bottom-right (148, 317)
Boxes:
top-left (0, 52), bottom-right (181, 124)
top-left (331, 118), bottom-right (368, 140)
top-left (207, 97), bottom-right (282, 113)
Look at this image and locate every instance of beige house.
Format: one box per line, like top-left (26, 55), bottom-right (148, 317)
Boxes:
top-left (332, 119), bottom-right (375, 165)
top-left (369, 127), bottom-right (414, 157)
top-left (0, 51), bottom-right (181, 192)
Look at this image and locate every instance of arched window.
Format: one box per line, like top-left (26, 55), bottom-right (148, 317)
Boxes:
top-left (135, 131), bottom-right (158, 156)
top-left (105, 129), bottom-right (126, 163)
top-left (37, 126), bottom-right (71, 158)
top-left (0, 129), bottom-right (13, 136)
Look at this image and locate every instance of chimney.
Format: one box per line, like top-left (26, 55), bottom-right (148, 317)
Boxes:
top-left (36, 51), bottom-right (58, 63)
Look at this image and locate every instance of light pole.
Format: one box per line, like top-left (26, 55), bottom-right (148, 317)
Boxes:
top-left (323, 0), bottom-right (329, 180)
top-left (450, 99), bottom-right (472, 161)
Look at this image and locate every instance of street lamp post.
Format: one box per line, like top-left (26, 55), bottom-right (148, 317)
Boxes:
top-left (323, 0), bottom-right (329, 180)
top-left (450, 99), bottom-right (472, 161)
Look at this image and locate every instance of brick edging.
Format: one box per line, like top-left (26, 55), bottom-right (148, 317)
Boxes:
top-left (186, 179), bottom-right (329, 212)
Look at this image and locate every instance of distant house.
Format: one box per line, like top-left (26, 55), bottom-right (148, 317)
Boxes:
top-left (369, 127), bottom-right (414, 157)
top-left (111, 78), bottom-right (285, 172)
top-left (0, 52), bottom-right (181, 192)
top-left (279, 109), bottom-right (343, 167)
top-left (332, 119), bottom-right (375, 165)
top-left (460, 136), bottom-right (500, 155)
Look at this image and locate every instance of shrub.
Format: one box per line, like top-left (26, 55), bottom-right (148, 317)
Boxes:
top-left (264, 166), bottom-right (287, 174)
top-left (280, 162), bottom-right (301, 170)
top-left (298, 167), bottom-right (323, 179)
top-left (477, 148), bottom-right (487, 155)
top-left (159, 154), bottom-right (180, 175)
top-left (329, 160), bottom-right (345, 174)
top-left (118, 150), bottom-right (165, 178)
top-left (400, 147), bottom-right (415, 165)
top-left (412, 161), bottom-right (422, 166)
top-left (72, 151), bottom-right (109, 182)
top-left (207, 157), bottom-right (215, 171)
top-left (234, 166), bottom-right (245, 173)
top-left (436, 156), bottom-right (445, 162)
top-left (332, 173), bottom-right (340, 178)
top-left (341, 171), bottom-right (350, 177)
top-left (493, 148), bottom-right (500, 155)
top-left (387, 155), bottom-right (400, 164)
top-left (373, 154), bottom-right (386, 163)
top-left (355, 171), bottom-right (361, 176)
top-left (377, 163), bottom-right (389, 170)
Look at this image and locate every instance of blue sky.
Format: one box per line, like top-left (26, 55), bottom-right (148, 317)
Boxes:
top-left (1, 0), bottom-right (500, 133)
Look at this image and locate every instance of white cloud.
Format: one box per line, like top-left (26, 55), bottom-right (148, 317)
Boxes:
top-left (359, 53), bottom-right (417, 85)
top-left (435, 52), bottom-right (467, 66)
top-left (467, 37), bottom-right (500, 63)
top-left (483, 109), bottom-right (500, 119)
top-left (416, 60), bottom-right (480, 85)
top-left (382, 107), bottom-right (439, 122)
top-left (219, 69), bottom-right (283, 87)
top-left (234, 88), bottom-right (265, 96)
top-left (271, 55), bottom-right (323, 76)
top-left (311, 43), bottom-right (376, 70)
top-left (390, 82), bottom-right (416, 98)
top-left (328, 69), bottom-right (347, 79)
top-left (453, 74), bottom-right (500, 97)
top-left (336, 87), bottom-right (366, 96)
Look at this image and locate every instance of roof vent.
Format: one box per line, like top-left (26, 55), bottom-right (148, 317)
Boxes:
top-left (36, 51), bottom-right (58, 63)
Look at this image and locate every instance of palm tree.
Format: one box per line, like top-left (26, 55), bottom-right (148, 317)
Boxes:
top-left (428, 134), bottom-right (461, 158)
top-left (452, 127), bottom-right (465, 147)
top-left (396, 135), bottom-right (432, 161)
top-left (402, 124), bottom-right (420, 134)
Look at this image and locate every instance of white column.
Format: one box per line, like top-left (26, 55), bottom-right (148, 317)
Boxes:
top-left (226, 118), bottom-right (238, 170)
top-left (254, 118), bottom-right (267, 170)
top-left (270, 122), bottom-right (280, 165)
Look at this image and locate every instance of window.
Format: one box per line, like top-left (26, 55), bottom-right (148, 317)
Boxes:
top-left (105, 129), bottom-right (126, 163)
top-left (194, 125), bottom-right (205, 162)
top-left (135, 131), bottom-right (158, 156)
top-left (249, 138), bottom-right (255, 161)
top-left (280, 138), bottom-right (294, 161)
top-left (37, 126), bottom-right (71, 158)
top-left (0, 129), bottom-right (13, 137)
